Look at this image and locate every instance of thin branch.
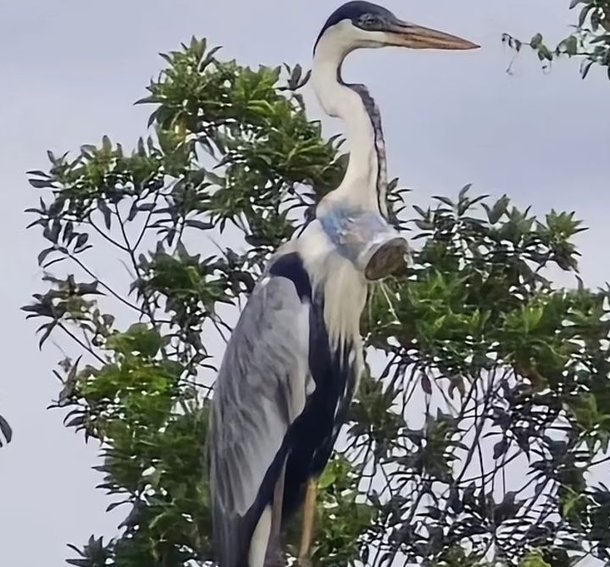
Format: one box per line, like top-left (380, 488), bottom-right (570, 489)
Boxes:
top-left (113, 203), bottom-right (159, 327)
top-left (68, 253), bottom-right (142, 314)
top-left (133, 192), bottom-right (161, 251)
top-left (86, 215), bottom-right (129, 251)
top-left (59, 322), bottom-right (105, 365)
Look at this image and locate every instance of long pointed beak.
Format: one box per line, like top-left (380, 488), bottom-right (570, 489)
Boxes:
top-left (385, 20), bottom-right (479, 50)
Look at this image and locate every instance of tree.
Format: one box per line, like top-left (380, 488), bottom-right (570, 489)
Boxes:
top-left (23, 36), bottom-right (610, 567)
top-left (504, 0), bottom-right (610, 80)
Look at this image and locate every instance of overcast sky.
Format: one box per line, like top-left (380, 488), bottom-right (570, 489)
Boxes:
top-left (1, 1), bottom-right (609, 565)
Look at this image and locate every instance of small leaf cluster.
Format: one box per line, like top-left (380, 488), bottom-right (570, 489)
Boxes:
top-left (503, 0), bottom-right (610, 80)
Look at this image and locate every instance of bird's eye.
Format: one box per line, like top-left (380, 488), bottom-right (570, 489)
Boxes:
top-left (356, 13), bottom-right (381, 30)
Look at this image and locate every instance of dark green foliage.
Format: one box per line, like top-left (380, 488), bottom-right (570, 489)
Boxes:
top-left (0, 413), bottom-right (12, 447)
top-left (504, 0), bottom-right (610, 79)
top-left (24, 37), bottom-right (610, 566)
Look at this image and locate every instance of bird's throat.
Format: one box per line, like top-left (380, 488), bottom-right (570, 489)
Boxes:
top-left (311, 46), bottom-right (388, 217)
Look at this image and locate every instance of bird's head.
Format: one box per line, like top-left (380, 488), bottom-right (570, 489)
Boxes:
top-left (314, 1), bottom-right (479, 56)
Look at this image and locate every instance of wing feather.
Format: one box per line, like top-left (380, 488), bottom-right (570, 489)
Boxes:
top-left (210, 272), bottom-right (312, 566)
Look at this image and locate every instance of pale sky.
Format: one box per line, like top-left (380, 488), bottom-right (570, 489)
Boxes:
top-left (1, 1), bottom-right (609, 565)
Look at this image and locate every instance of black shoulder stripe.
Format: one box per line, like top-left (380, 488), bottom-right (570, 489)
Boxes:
top-left (269, 252), bottom-right (312, 301)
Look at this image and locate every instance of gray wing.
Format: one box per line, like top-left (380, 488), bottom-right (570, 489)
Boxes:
top-left (210, 274), bottom-right (312, 566)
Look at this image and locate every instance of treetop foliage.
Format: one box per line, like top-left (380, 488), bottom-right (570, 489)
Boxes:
top-left (21, 16), bottom-right (610, 567)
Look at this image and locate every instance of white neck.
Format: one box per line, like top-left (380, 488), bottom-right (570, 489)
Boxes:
top-left (311, 27), bottom-right (388, 217)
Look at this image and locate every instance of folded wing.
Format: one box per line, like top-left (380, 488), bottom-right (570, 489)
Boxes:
top-left (210, 270), bottom-right (312, 566)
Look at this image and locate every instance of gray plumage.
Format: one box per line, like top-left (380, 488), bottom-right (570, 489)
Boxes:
top-left (210, 273), bottom-right (312, 565)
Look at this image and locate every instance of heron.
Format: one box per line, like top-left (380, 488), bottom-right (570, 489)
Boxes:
top-left (209, 2), bottom-right (478, 565)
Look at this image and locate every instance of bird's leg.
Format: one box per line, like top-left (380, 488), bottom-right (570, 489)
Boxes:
top-left (264, 463), bottom-right (287, 567)
top-left (297, 479), bottom-right (318, 567)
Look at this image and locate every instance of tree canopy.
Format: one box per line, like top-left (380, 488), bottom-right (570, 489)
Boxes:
top-left (22, 6), bottom-right (610, 567)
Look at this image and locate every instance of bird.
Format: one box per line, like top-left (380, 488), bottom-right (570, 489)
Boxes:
top-left (209, 2), bottom-right (479, 566)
